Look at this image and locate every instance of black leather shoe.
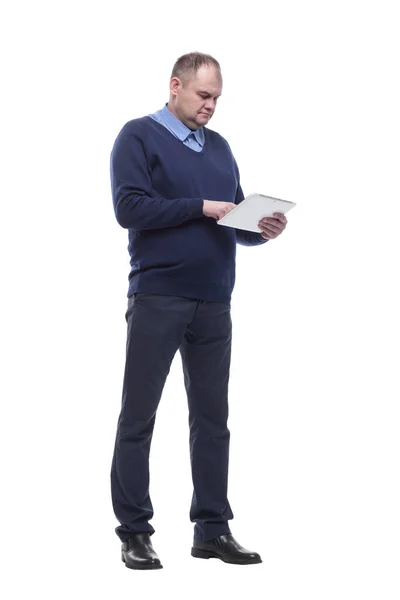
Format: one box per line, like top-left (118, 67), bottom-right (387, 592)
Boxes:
top-left (191, 534), bottom-right (262, 565)
top-left (121, 533), bottom-right (163, 570)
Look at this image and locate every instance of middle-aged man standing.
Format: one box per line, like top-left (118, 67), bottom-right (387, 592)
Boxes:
top-left (109, 52), bottom-right (287, 570)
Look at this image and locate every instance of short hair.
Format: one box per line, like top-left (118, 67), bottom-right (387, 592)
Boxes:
top-left (171, 52), bottom-right (222, 86)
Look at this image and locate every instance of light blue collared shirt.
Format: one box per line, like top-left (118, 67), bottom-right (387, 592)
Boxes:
top-left (148, 103), bottom-right (205, 152)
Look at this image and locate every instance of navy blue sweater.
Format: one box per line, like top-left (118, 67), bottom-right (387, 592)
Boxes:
top-left (110, 117), bottom-right (267, 304)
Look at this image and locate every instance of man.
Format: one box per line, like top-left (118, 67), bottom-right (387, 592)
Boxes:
top-left (109, 52), bottom-right (287, 570)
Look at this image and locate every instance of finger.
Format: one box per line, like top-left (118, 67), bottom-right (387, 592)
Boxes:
top-left (260, 223), bottom-right (281, 234)
top-left (261, 216), bottom-right (284, 226)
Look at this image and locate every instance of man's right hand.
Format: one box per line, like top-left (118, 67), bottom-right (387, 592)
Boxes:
top-left (203, 200), bottom-right (237, 221)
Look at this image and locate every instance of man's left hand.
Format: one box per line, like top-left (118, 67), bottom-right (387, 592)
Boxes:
top-left (258, 212), bottom-right (287, 240)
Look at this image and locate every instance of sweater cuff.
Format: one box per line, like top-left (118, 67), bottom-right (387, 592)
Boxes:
top-left (186, 198), bottom-right (204, 220)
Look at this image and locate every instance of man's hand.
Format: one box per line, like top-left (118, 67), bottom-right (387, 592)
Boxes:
top-left (258, 212), bottom-right (287, 239)
top-left (203, 200), bottom-right (237, 220)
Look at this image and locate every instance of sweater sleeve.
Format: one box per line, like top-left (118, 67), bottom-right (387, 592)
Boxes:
top-left (110, 122), bottom-right (204, 230)
top-left (233, 164), bottom-right (269, 247)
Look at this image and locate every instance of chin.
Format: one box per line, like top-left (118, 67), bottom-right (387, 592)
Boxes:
top-left (197, 115), bottom-right (211, 125)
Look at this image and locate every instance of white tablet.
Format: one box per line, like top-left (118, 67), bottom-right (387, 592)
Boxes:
top-left (217, 193), bottom-right (296, 233)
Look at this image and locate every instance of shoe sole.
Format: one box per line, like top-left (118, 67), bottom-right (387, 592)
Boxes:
top-left (191, 547), bottom-right (262, 565)
top-left (121, 553), bottom-right (163, 570)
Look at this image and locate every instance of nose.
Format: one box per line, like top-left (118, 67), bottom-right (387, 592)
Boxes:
top-left (203, 99), bottom-right (215, 112)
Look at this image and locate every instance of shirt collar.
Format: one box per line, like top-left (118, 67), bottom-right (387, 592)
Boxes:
top-left (161, 103), bottom-right (205, 146)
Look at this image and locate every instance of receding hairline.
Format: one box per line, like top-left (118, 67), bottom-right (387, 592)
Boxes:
top-left (170, 52), bottom-right (222, 87)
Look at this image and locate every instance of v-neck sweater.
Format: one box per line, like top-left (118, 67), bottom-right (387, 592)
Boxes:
top-left (110, 116), bottom-right (267, 304)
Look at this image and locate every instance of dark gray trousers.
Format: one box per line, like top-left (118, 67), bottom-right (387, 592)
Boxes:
top-left (110, 292), bottom-right (234, 542)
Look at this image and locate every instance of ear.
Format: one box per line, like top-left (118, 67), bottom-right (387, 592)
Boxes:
top-left (170, 77), bottom-right (182, 97)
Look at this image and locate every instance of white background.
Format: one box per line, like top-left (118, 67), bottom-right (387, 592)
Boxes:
top-left (1, 0), bottom-right (399, 598)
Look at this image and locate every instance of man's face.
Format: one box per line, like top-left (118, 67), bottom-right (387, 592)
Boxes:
top-left (169, 65), bottom-right (223, 130)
